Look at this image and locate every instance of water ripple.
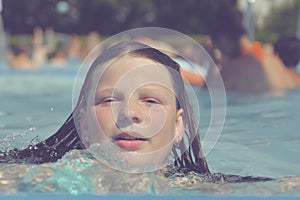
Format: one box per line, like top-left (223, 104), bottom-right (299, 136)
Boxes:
top-left (0, 150), bottom-right (299, 195)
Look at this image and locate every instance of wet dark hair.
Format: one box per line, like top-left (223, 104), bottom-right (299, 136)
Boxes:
top-left (274, 36), bottom-right (300, 68)
top-left (1, 42), bottom-right (209, 174)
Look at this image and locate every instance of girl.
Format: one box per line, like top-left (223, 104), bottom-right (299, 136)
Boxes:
top-left (1, 41), bottom-right (210, 174)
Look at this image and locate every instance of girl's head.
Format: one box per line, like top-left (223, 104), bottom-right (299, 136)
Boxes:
top-left (74, 42), bottom-right (209, 173)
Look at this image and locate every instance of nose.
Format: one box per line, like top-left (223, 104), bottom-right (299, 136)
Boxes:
top-left (116, 97), bottom-right (143, 128)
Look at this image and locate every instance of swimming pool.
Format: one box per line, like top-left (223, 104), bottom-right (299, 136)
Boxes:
top-left (0, 63), bottom-right (300, 197)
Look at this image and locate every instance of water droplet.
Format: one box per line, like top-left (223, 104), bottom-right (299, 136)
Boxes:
top-left (29, 127), bottom-right (36, 132)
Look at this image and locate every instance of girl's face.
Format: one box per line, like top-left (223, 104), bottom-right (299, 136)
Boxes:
top-left (93, 55), bottom-right (184, 166)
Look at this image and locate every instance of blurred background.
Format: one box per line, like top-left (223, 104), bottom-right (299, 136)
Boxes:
top-left (1, 0), bottom-right (300, 38)
top-left (0, 0), bottom-right (299, 71)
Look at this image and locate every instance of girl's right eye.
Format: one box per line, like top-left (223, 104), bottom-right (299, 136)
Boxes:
top-left (96, 97), bottom-right (118, 105)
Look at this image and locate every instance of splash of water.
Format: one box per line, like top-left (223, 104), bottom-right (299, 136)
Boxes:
top-left (0, 150), bottom-right (299, 195)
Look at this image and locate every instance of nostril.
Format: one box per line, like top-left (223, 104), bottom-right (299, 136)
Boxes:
top-left (132, 116), bottom-right (140, 123)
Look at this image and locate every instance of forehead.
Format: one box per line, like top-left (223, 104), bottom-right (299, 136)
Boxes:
top-left (98, 55), bottom-right (175, 91)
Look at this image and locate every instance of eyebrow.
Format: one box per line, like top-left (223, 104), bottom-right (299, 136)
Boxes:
top-left (95, 88), bottom-right (122, 97)
top-left (138, 85), bottom-right (175, 94)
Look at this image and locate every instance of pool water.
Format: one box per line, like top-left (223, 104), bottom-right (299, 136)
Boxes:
top-left (0, 64), bottom-right (300, 196)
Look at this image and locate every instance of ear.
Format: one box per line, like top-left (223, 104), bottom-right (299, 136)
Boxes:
top-left (174, 108), bottom-right (184, 144)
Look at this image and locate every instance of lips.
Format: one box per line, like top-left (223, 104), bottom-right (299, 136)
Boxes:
top-left (114, 132), bottom-right (147, 150)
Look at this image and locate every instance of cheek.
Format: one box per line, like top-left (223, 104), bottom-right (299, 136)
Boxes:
top-left (162, 119), bottom-right (176, 140)
top-left (144, 105), bottom-right (175, 139)
top-left (95, 107), bottom-right (114, 133)
top-left (148, 105), bottom-right (167, 128)
top-left (150, 107), bottom-right (176, 143)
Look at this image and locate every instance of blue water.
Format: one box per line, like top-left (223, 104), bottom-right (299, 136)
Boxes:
top-left (296, 62), bottom-right (300, 74)
top-left (0, 63), bottom-right (300, 197)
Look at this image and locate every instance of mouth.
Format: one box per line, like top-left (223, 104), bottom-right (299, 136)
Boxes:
top-left (114, 132), bottom-right (148, 150)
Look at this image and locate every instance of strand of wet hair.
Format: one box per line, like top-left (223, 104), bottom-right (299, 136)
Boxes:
top-left (180, 89), bottom-right (210, 174)
top-left (16, 95), bottom-right (86, 163)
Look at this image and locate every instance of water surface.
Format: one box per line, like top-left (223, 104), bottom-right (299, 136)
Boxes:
top-left (0, 66), bottom-right (299, 196)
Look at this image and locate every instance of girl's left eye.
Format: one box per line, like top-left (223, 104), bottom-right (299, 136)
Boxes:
top-left (102, 97), bottom-right (117, 103)
top-left (143, 98), bottom-right (160, 104)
